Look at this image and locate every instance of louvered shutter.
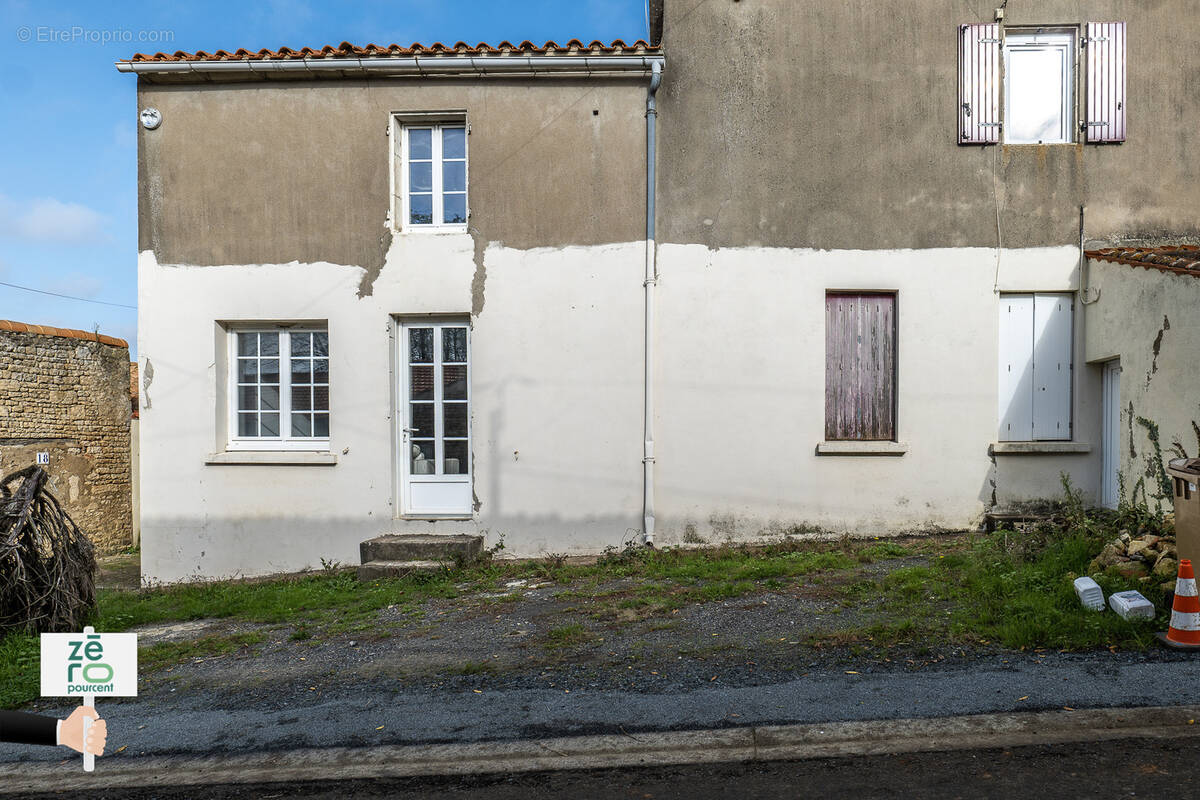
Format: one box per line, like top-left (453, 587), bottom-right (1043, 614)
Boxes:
top-left (1085, 22), bottom-right (1126, 143)
top-left (958, 23), bottom-right (1001, 144)
top-left (1031, 294), bottom-right (1073, 440)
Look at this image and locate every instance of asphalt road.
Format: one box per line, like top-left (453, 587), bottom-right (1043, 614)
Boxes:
top-left (26, 736), bottom-right (1200, 799)
top-left (4, 651), bottom-right (1199, 763)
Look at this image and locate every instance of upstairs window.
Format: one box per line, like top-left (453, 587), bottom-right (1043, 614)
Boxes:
top-left (958, 22), bottom-right (1126, 145)
top-left (395, 120), bottom-right (468, 231)
top-left (1004, 31), bottom-right (1075, 144)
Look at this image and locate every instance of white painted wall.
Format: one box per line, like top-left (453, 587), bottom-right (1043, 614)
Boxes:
top-left (1084, 259), bottom-right (1200, 510)
top-left (139, 241), bottom-right (1105, 582)
top-left (651, 244), bottom-right (1101, 545)
top-left (138, 237), bottom-right (645, 583)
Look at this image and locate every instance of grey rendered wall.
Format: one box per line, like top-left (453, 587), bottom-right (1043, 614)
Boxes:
top-left (137, 78), bottom-right (647, 273)
top-left (658, 0), bottom-right (1200, 249)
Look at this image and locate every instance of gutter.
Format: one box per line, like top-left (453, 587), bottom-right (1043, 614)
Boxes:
top-left (114, 55), bottom-right (665, 80)
top-left (642, 60), bottom-right (662, 547)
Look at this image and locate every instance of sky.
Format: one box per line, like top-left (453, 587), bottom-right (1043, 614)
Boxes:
top-left (0, 0), bottom-right (649, 357)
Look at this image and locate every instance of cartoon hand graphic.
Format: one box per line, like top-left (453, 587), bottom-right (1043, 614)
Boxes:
top-left (60, 706), bottom-right (106, 756)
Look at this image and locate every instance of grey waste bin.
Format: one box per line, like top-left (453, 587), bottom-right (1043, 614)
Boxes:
top-left (1167, 458), bottom-right (1200, 567)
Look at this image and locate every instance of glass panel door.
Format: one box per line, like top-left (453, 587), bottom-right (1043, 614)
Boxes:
top-left (400, 320), bottom-right (472, 515)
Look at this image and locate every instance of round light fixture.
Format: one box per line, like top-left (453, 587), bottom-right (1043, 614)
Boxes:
top-left (139, 108), bottom-right (162, 130)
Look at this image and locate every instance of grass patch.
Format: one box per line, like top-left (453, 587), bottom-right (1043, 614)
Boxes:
top-left (140, 632), bottom-right (266, 671)
top-left (544, 623), bottom-right (595, 649)
top-left (0, 633), bottom-right (39, 709)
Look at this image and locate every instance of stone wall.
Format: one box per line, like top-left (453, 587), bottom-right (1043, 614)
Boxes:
top-left (0, 322), bottom-right (133, 554)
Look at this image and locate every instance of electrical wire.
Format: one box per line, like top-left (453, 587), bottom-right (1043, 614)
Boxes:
top-left (0, 279), bottom-right (135, 310)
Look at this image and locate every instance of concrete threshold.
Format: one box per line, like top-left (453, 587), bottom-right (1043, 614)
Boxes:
top-left (3, 705), bottom-right (1198, 794)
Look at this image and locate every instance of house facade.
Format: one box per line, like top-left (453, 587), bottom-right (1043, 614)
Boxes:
top-left (125, 1), bottom-right (1200, 583)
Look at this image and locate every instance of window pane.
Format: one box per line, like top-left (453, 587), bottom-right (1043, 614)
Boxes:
top-left (260, 334), bottom-right (279, 357)
top-left (442, 127), bottom-right (466, 159)
top-left (410, 402), bottom-right (434, 437)
top-left (260, 413), bottom-right (280, 437)
top-left (260, 359), bottom-right (279, 384)
top-left (442, 328), bottom-right (467, 363)
top-left (313, 332), bottom-right (328, 357)
top-left (291, 333), bottom-right (311, 357)
top-left (237, 333), bottom-right (258, 357)
top-left (442, 193), bottom-right (467, 225)
top-left (443, 161), bottom-right (466, 192)
top-left (444, 440), bottom-right (468, 474)
top-left (443, 364), bottom-right (467, 400)
top-left (238, 386), bottom-right (258, 411)
top-left (292, 413), bottom-right (312, 437)
top-left (238, 358), bottom-right (257, 382)
top-left (408, 128), bottom-right (433, 159)
top-left (409, 329), bottom-right (433, 363)
top-left (411, 440), bottom-right (435, 473)
top-left (260, 385), bottom-right (279, 411)
top-left (312, 359), bottom-right (329, 384)
top-left (313, 414), bottom-right (329, 437)
top-left (444, 402), bottom-right (468, 437)
top-left (409, 193), bottom-right (433, 225)
top-left (238, 413), bottom-right (257, 437)
top-left (410, 365), bottom-right (434, 400)
top-left (313, 385), bottom-right (329, 411)
top-left (409, 161), bottom-right (433, 192)
top-left (292, 385), bottom-right (312, 411)
top-left (291, 358), bottom-right (312, 385)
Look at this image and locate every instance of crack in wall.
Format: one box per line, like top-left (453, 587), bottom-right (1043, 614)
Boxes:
top-left (1147, 314), bottom-right (1170, 387)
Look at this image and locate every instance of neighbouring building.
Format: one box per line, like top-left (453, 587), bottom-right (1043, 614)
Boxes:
top-left (0, 320), bottom-right (133, 554)
top-left (122, 1), bottom-right (1200, 583)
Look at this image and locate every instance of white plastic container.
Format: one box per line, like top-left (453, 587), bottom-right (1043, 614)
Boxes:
top-left (1073, 576), bottom-right (1105, 611)
top-left (1108, 590), bottom-right (1155, 621)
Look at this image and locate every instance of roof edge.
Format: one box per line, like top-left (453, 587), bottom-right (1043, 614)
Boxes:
top-left (116, 53), bottom-right (665, 81)
top-left (0, 319), bottom-right (129, 349)
top-left (1086, 247), bottom-right (1200, 279)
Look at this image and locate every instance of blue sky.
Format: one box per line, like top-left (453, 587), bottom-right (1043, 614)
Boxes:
top-left (0, 1), bottom-right (648, 356)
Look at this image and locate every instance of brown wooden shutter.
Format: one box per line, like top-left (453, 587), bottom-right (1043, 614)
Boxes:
top-left (825, 294), bottom-right (896, 441)
top-left (1085, 22), bottom-right (1127, 143)
top-left (958, 23), bottom-right (1001, 144)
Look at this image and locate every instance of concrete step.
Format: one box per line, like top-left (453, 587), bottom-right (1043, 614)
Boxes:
top-left (359, 534), bottom-right (484, 564)
top-left (357, 560), bottom-right (444, 581)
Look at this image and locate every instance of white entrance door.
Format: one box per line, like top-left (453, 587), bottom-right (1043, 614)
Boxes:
top-left (398, 320), bottom-right (472, 516)
top-left (1101, 360), bottom-right (1122, 509)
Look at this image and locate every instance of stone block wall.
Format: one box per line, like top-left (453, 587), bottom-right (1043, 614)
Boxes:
top-left (0, 321), bottom-right (133, 554)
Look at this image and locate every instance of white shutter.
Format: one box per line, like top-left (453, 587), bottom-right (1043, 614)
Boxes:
top-left (1085, 22), bottom-right (1127, 143)
top-left (1032, 293), bottom-right (1073, 440)
top-left (998, 294), bottom-right (1034, 441)
top-left (958, 23), bottom-right (1001, 144)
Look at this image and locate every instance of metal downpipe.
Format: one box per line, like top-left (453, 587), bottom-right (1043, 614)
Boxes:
top-left (642, 60), bottom-right (661, 547)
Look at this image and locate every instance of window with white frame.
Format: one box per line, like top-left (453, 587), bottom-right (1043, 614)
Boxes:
top-left (998, 294), bottom-right (1072, 442)
top-left (1003, 31), bottom-right (1075, 144)
top-left (958, 22), bottom-right (1126, 145)
top-left (395, 120), bottom-right (468, 231)
top-left (230, 327), bottom-right (329, 449)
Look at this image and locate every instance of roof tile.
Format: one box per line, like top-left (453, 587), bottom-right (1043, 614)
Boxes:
top-left (0, 319), bottom-right (129, 349)
top-left (1086, 246), bottom-right (1200, 278)
top-left (124, 38), bottom-right (659, 63)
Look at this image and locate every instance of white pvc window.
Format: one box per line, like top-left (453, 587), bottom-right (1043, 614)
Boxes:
top-left (1004, 31), bottom-right (1075, 144)
top-left (399, 123), bottom-right (468, 230)
top-left (230, 328), bottom-right (329, 450)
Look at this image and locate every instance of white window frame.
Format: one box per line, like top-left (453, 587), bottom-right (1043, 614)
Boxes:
top-left (1003, 29), bottom-right (1077, 145)
top-left (391, 115), bottom-right (469, 234)
top-left (226, 325), bottom-right (330, 452)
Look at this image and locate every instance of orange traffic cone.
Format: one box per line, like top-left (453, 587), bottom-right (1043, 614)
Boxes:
top-left (1157, 558), bottom-right (1200, 650)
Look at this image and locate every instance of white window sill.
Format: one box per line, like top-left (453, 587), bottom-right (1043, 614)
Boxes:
top-left (816, 441), bottom-right (909, 456)
top-left (394, 225), bottom-right (469, 236)
top-left (989, 442), bottom-right (1090, 455)
top-left (206, 451), bottom-right (338, 466)
top-left (397, 513), bottom-right (474, 521)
